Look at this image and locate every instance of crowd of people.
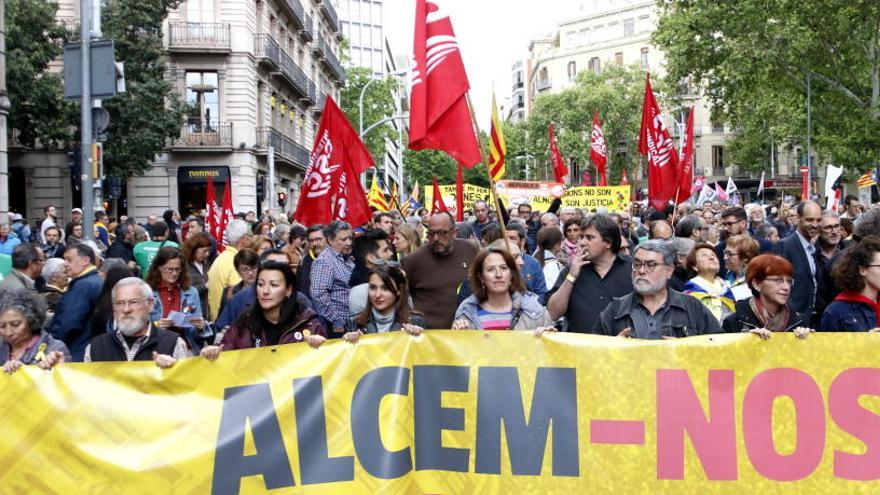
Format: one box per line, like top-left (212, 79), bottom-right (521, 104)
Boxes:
top-left (1, 191), bottom-right (877, 372)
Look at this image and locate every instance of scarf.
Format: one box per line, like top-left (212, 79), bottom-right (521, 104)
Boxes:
top-left (749, 297), bottom-right (790, 332)
top-left (372, 308), bottom-right (396, 333)
top-left (562, 238), bottom-right (578, 259)
top-left (834, 291), bottom-right (880, 326)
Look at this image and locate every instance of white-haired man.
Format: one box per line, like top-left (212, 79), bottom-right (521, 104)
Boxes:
top-left (84, 277), bottom-right (189, 367)
top-left (207, 219), bottom-right (254, 320)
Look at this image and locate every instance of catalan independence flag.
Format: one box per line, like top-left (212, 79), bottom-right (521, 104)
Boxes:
top-left (857, 171), bottom-right (876, 188)
top-left (389, 183), bottom-right (400, 211)
top-left (487, 92), bottom-right (506, 182)
top-left (368, 173), bottom-right (390, 212)
top-left (400, 180), bottom-right (420, 216)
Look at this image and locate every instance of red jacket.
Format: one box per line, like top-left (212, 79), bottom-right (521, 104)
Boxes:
top-left (221, 303), bottom-right (326, 349)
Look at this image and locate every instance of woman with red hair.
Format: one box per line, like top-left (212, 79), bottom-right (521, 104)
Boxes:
top-left (721, 254), bottom-right (812, 338)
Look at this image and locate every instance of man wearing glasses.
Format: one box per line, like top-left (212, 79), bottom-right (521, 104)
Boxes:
top-left (818, 212), bottom-right (846, 265)
top-left (593, 240), bottom-right (721, 339)
top-left (84, 277), bottom-right (189, 367)
top-left (0, 243), bottom-right (45, 294)
top-left (403, 212), bottom-right (478, 329)
top-left (715, 206), bottom-right (773, 279)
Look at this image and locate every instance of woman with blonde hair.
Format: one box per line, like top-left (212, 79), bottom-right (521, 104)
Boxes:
top-left (393, 223), bottom-right (422, 260)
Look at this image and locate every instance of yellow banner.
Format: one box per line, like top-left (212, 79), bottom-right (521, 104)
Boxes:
top-left (2, 333), bottom-right (880, 494)
top-left (423, 184), bottom-right (491, 213)
top-left (530, 185), bottom-right (631, 212)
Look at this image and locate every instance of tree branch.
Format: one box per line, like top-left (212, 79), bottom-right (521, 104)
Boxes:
top-left (809, 71), bottom-right (866, 108)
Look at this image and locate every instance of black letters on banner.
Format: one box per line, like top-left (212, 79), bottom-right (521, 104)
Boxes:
top-left (211, 384), bottom-right (295, 495)
top-left (293, 376), bottom-right (355, 484)
top-left (351, 366), bottom-right (413, 479)
top-left (475, 367), bottom-right (579, 476)
top-left (414, 365), bottom-right (470, 472)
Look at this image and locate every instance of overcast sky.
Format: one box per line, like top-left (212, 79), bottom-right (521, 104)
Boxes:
top-left (382, 0), bottom-right (587, 125)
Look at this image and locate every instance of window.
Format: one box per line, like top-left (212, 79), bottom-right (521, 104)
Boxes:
top-left (624, 18), bottom-right (634, 37)
top-left (640, 48), bottom-right (649, 69)
top-left (538, 67), bottom-right (549, 89)
top-left (372, 26), bottom-right (382, 49)
top-left (372, 2), bottom-right (382, 24)
top-left (712, 146), bottom-right (725, 172)
top-left (588, 57), bottom-right (601, 74)
top-left (712, 121), bottom-right (725, 133)
top-left (615, 52), bottom-right (623, 65)
top-left (567, 61), bottom-right (577, 82)
top-left (187, 0), bottom-right (215, 22)
top-left (185, 71), bottom-right (220, 131)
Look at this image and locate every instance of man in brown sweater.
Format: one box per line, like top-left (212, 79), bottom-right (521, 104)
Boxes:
top-left (403, 213), bottom-right (479, 329)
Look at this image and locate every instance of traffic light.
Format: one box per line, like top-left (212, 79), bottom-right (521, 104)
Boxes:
top-left (256, 175), bottom-right (266, 201)
top-left (67, 147), bottom-right (82, 192)
top-left (277, 191), bottom-right (287, 207)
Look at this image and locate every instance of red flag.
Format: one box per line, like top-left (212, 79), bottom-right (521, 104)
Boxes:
top-left (548, 124), bottom-right (568, 183)
top-left (638, 73), bottom-right (679, 210)
top-left (692, 175), bottom-right (705, 195)
top-left (216, 177), bottom-right (235, 253)
top-left (800, 165), bottom-right (809, 201)
top-left (590, 111), bottom-right (608, 186)
top-left (715, 182), bottom-right (728, 202)
top-left (294, 95), bottom-right (373, 227)
top-left (430, 177), bottom-right (449, 214)
top-left (620, 168), bottom-right (629, 186)
top-left (455, 165), bottom-right (464, 221)
top-left (675, 107), bottom-right (695, 204)
top-left (409, 0), bottom-right (481, 168)
top-left (205, 178), bottom-right (219, 241)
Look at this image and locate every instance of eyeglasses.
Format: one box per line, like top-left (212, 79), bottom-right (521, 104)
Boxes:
top-left (723, 251), bottom-right (738, 258)
top-left (632, 260), bottom-right (666, 273)
top-left (372, 259), bottom-right (401, 267)
top-left (821, 224), bottom-right (841, 231)
top-left (764, 276), bottom-right (795, 286)
top-left (426, 229), bottom-right (453, 238)
top-left (113, 298), bottom-right (148, 309)
top-left (160, 266), bottom-right (183, 274)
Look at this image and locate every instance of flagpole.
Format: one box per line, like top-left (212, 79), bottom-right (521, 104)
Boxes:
top-left (670, 186), bottom-right (681, 229)
top-left (464, 93), bottom-right (512, 254)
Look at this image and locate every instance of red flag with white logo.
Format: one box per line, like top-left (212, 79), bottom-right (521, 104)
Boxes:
top-left (590, 111), bottom-right (608, 186)
top-left (431, 177), bottom-right (449, 214)
top-left (205, 178), bottom-right (219, 241)
top-left (409, 0), bottom-right (481, 168)
top-left (294, 95), bottom-right (373, 228)
top-left (676, 107), bottom-right (695, 204)
top-left (216, 177), bottom-right (235, 252)
top-left (638, 73), bottom-right (679, 210)
top-left (549, 123), bottom-right (569, 183)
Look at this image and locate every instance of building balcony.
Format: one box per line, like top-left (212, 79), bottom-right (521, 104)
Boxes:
top-left (311, 34), bottom-right (324, 57)
top-left (254, 34), bottom-right (280, 69)
top-left (313, 92), bottom-right (326, 115)
top-left (276, 49), bottom-right (310, 98)
top-left (168, 23), bottom-right (231, 54)
top-left (319, 0), bottom-right (340, 33)
top-left (320, 38), bottom-right (346, 84)
top-left (174, 121), bottom-right (234, 149)
top-left (300, 14), bottom-right (314, 42)
top-left (255, 126), bottom-right (310, 169)
top-left (536, 79), bottom-right (551, 91)
top-left (512, 81), bottom-right (523, 92)
top-left (301, 80), bottom-right (317, 106)
top-left (280, 0), bottom-right (308, 31)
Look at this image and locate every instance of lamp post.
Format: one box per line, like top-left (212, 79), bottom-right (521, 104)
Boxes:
top-left (358, 69), bottom-right (408, 189)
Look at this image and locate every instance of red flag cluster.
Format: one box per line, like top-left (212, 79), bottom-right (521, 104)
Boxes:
top-left (638, 74), bottom-right (680, 210)
top-left (294, 95), bottom-right (373, 227)
top-left (204, 177), bottom-right (234, 252)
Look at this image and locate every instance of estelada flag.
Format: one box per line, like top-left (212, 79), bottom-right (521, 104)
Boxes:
top-left (676, 107), bottom-right (695, 204)
top-left (488, 92), bottom-right (506, 181)
top-left (294, 95), bottom-right (372, 228)
top-left (368, 173), bottom-right (390, 212)
top-left (430, 177), bottom-right (449, 214)
top-left (205, 178), bottom-right (219, 241)
top-left (409, 0), bottom-right (481, 168)
top-left (549, 123), bottom-right (568, 183)
top-left (638, 73), bottom-right (679, 210)
top-left (590, 111), bottom-right (607, 186)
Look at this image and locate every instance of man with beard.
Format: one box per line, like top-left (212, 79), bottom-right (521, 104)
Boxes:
top-left (818, 212), bottom-right (846, 268)
top-left (84, 277), bottom-right (189, 367)
top-left (403, 212), bottom-right (478, 328)
top-left (593, 240), bottom-right (721, 339)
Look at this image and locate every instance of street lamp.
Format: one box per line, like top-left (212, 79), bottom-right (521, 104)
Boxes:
top-left (513, 154), bottom-right (534, 180)
top-left (358, 69), bottom-right (409, 189)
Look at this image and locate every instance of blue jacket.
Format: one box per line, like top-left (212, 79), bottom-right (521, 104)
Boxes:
top-left (150, 286), bottom-right (214, 352)
top-left (521, 254), bottom-right (548, 303)
top-left (47, 268), bottom-right (103, 361)
top-left (820, 300), bottom-right (876, 332)
top-left (0, 235), bottom-right (21, 256)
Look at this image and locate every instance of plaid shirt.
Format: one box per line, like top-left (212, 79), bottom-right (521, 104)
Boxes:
top-left (310, 246), bottom-right (355, 328)
top-left (84, 328), bottom-right (191, 362)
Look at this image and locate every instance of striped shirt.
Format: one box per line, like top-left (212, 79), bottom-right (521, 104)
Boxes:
top-left (477, 307), bottom-right (512, 330)
top-left (310, 247), bottom-right (355, 328)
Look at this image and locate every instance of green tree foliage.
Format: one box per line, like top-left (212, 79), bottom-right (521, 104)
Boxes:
top-left (653, 0), bottom-right (880, 174)
top-left (5, 0), bottom-right (75, 150)
top-left (339, 67), bottom-right (398, 163)
top-left (101, 0), bottom-right (189, 178)
top-left (526, 63), bottom-right (669, 184)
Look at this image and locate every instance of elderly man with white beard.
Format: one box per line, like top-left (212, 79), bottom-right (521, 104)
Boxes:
top-left (593, 240), bottom-right (722, 339)
top-left (84, 277), bottom-right (190, 367)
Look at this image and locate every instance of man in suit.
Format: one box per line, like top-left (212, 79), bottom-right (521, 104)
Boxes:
top-left (774, 201), bottom-right (822, 322)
